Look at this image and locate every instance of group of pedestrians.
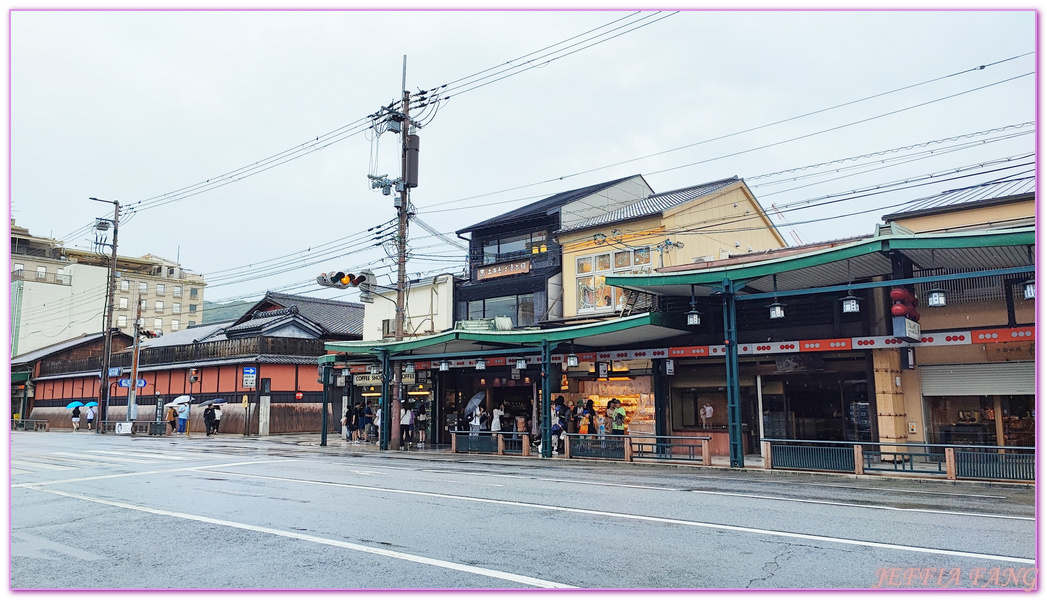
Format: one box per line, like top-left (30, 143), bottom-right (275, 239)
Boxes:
top-left (343, 401), bottom-right (375, 445)
top-left (69, 405), bottom-right (95, 431)
top-left (548, 396), bottom-right (627, 454)
top-left (163, 402), bottom-right (217, 436)
top-left (467, 403), bottom-right (522, 437)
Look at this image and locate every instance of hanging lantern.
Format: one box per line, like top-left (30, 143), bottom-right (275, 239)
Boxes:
top-left (515, 358), bottom-right (527, 371)
top-left (566, 353), bottom-right (579, 368)
top-left (403, 363), bottom-right (415, 375)
top-left (840, 293), bottom-right (861, 314)
top-left (438, 361), bottom-right (449, 372)
top-left (1023, 278), bottom-right (1035, 300)
top-left (475, 358), bottom-right (486, 371)
top-left (926, 287), bottom-right (947, 308)
top-left (686, 283), bottom-right (701, 326)
top-left (768, 301), bottom-right (786, 320)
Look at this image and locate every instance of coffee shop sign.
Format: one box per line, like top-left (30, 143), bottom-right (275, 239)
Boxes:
top-left (477, 260), bottom-right (530, 280)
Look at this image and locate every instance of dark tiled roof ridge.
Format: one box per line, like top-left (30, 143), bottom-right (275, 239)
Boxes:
top-left (265, 291), bottom-right (363, 308)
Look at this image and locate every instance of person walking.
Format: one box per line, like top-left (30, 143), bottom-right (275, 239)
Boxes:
top-left (551, 397), bottom-right (567, 454)
top-left (362, 401), bottom-right (374, 443)
top-left (354, 402), bottom-right (366, 444)
top-left (212, 404), bottom-right (222, 434)
top-left (373, 407), bottom-right (382, 446)
top-left (85, 405), bottom-right (96, 431)
top-left (343, 406), bottom-right (354, 442)
top-left (176, 403), bottom-right (189, 434)
top-left (71, 406), bottom-right (81, 431)
top-left (491, 403), bottom-right (505, 436)
top-left (469, 405), bottom-right (486, 437)
top-left (165, 405), bottom-right (178, 435)
top-left (203, 405), bottom-right (215, 437)
top-left (399, 404), bottom-right (415, 449)
top-left (415, 405), bottom-right (427, 447)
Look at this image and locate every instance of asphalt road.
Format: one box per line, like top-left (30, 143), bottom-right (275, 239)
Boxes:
top-left (9, 431), bottom-right (1036, 591)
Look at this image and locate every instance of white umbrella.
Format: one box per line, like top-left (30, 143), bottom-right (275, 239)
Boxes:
top-left (164, 395), bottom-right (193, 407)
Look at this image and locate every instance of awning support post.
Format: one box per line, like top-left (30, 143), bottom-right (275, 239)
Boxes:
top-left (722, 278), bottom-right (744, 468)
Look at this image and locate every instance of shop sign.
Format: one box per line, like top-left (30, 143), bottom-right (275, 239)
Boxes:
top-left (892, 316), bottom-right (921, 343)
top-left (477, 260), bottom-right (530, 280)
top-left (353, 372), bottom-right (416, 386)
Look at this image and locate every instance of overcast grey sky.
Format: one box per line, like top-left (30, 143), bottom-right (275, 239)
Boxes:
top-left (10, 8), bottom-right (1036, 304)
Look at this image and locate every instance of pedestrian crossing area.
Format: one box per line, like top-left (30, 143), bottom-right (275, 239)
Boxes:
top-left (11, 449), bottom-right (192, 475)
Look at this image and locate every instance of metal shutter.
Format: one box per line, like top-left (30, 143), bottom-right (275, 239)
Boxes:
top-left (920, 362), bottom-right (1035, 396)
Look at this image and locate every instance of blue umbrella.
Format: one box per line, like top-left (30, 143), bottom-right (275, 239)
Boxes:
top-left (66, 401), bottom-right (85, 409)
top-left (84, 401), bottom-right (99, 408)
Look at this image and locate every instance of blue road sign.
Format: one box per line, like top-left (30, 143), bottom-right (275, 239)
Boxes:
top-left (118, 379), bottom-right (147, 388)
top-left (108, 367), bottom-right (121, 377)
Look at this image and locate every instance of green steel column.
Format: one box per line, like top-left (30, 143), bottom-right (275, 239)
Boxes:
top-left (541, 339), bottom-right (552, 458)
top-left (722, 278), bottom-right (744, 468)
top-left (380, 350), bottom-right (391, 451)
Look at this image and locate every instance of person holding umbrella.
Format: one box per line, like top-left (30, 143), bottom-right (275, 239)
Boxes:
top-left (212, 402), bottom-right (223, 435)
top-left (85, 404), bottom-right (96, 431)
top-left (203, 404), bottom-right (216, 437)
top-left (177, 403), bottom-right (189, 434)
top-left (71, 405), bottom-right (81, 431)
top-left (165, 404), bottom-right (178, 435)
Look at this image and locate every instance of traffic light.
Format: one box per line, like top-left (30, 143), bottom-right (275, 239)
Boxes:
top-left (140, 330), bottom-right (163, 338)
top-left (189, 368), bottom-right (199, 384)
top-left (317, 269), bottom-right (376, 302)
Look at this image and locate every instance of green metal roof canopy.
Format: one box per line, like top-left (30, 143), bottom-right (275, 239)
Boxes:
top-left (321, 311), bottom-right (687, 363)
top-left (605, 226), bottom-right (1036, 298)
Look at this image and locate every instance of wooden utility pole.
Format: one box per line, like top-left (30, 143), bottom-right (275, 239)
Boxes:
top-left (391, 57), bottom-right (411, 449)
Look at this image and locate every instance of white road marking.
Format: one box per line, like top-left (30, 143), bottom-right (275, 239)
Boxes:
top-left (21, 485), bottom-right (573, 589)
top-left (51, 451), bottom-right (156, 464)
top-left (201, 469), bottom-right (1035, 565)
top-left (11, 459), bottom-right (77, 471)
top-left (10, 460), bottom-right (296, 488)
top-left (688, 489), bottom-right (1034, 521)
top-left (420, 468), bottom-right (682, 491)
top-left (10, 468), bottom-right (31, 475)
top-left (87, 450), bottom-right (189, 461)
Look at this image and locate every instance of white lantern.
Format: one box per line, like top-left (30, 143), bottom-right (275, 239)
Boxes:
top-left (927, 288), bottom-right (947, 308)
top-left (475, 358), bottom-right (486, 371)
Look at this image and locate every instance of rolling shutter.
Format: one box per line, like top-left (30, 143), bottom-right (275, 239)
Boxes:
top-left (920, 362), bottom-right (1035, 396)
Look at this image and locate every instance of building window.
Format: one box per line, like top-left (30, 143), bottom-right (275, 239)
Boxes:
top-left (466, 293), bottom-right (536, 328)
top-left (153, 318), bottom-right (163, 329)
top-left (382, 319), bottom-right (395, 338)
top-left (156, 283), bottom-right (165, 295)
top-left (171, 319), bottom-right (180, 331)
top-left (155, 300), bottom-right (164, 312)
top-left (36, 266), bottom-right (46, 280)
top-left (117, 315), bottom-right (127, 328)
top-left (13, 263), bottom-right (23, 273)
top-left (173, 285), bottom-right (182, 297)
top-left (172, 302), bottom-right (181, 314)
top-left (119, 297), bottom-right (129, 310)
top-left (140, 298), bottom-right (147, 309)
top-left (190, 288), bottom-right (199, 299)
top-left (120, 279), bottom-right (130, 291)
top-left (481, 231), bottom-right (548, 264)
top-left (188, 320), bottom-right (196, 327)
top-left (138, 282), bottom-right (148, 294)
top-left (168, 267), bottom-right (175, 276)
top-left (576, 246), bottom-right (651, 313)
top-left (189, 304), bottom-right (197, 314)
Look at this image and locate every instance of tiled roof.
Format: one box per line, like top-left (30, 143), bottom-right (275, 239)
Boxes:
top-left (556, 177), bottom-right (740, 234)
top-left (139, 321), bottom-right (232, 348)
top-left (11, 332), bottom-right (110, 366)
top-left (457, 175), bottom-right (644, 234)
top-left (258, 292), bottom-right (363, 337)
top-left (884, 176), bottom-right (1035, 219)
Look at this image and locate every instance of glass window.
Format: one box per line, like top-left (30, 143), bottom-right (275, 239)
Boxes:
top-left (577, 276), bottom-right (596, 311)
top-left (188, 320), bottom-right (197, 327)
top-left (633, 247), bottom-right (651, 265)
top-left (576, 246), bottom-right (651, 313)
top-left (614, 251), bottom-right (631, 269)
top-left (484, 296), bottom-right (516, 324)
top-left (190, 288), bottom-right (199, 299)
top-left (138, 282), bottom-right (148, 293)
top-left (36, 266), bottom-right (46, 279)
top-left (468, 300), bottom-right (485, 320)
top-left (119, 297), bottom-right (129, 309)
top-left (517, 293), bottom-right (535, 326)
top-left (173, 286), bottom-right (182, 297)
top-left (596, 253), bottom-right (611, 272)
top-left (498, 233), bottom-right (529, 256)
top-left (156, 283), bottom-right (165, 295)
top-left (576, 256), bottom-right (593, 274)
top-left (172, 303), bottom-right (181, 314)
top-left (155, 301), bottom-right (164, 312)
top-left (171, 319), bottom-right (180, 331)
top-left (120, 279), bottom-right (129, 291)
top-left (13, 263), bottom-right (23, 273)
top-left (153, 318), bottom-right (163, 329)
top-left (189, 304), bottom-right (197, 313)
top-left (117, 315), bottom-right (127, 328)
top-left (140, 298), bottom-right (147, 309)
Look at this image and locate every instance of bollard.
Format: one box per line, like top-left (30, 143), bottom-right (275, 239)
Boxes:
top-left (451, 432), bottom-right (458, 454)
top-left (762, 441), bottom-right (772, 469)
top-left (701, 439), bottom-right (711, 466)
top-left (522, 434), bottom-right (530, 456)
top-left (945, 447), bottom-right (957, 480)
top-left (854, 445), bottom-right (864, 476)
top-left (564, 435), bottom-right (571, 459)
top-left (497, 434), bottom-right (505, 455)
top-left (623, 436), bottom-right (633, 462)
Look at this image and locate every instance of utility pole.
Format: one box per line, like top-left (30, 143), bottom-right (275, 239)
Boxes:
top-left (90, 197), bottom-right (120, 434)
top-left (391, 57), bottom-right (412, 449)
top-left (127, 297), bottom-right (143, 422)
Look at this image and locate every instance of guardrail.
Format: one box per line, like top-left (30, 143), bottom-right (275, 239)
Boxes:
top-left (450, 430), bottom-right (532, 456)
top-left (99, 420), bottom-right (154, 435)
top-left (762, 439), bottom-right (1034, 482)
top-left (11, 419), bottom-right (49, 432)
top-left (564, 434), bottom-right (712, 464)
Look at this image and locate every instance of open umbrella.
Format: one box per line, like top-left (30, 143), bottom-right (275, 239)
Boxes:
top-left (464, 391), bottom-right (486, 417)
top-left (198, 398), bottom-right (227, 407)
top-left (84, 401), bottom-right (98, 408)
top-left (66, 401), bottom-right (85, 409)
top-left (164, 396), bottom-right (193, 407)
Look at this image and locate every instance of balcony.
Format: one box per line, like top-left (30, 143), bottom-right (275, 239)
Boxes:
top-left (11, 270), bottom-right (71, 286)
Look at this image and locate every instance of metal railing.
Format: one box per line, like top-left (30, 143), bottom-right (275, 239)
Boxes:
top-left (452, 430), bottom-right (499, 454)
top-left (11, 419), bottom-right (49, 432)
top-left (630, 435), bottom-right (712, 462)
top-left (11, 270), bottom-right (72, 286)
top-left (763, 439), bottom-right (1034, 481)
top-left (566, 434), bottom-right (626, 460)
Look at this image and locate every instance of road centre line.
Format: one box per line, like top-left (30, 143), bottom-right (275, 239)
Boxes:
top-left (10, 460), bottom-right (295, 488)
top-left (688, 490), bottom-right (1033, 521)
top-left (21, 485), bottom-right (572, 589)
top-left (198, 468), bottom-right (1035, 565)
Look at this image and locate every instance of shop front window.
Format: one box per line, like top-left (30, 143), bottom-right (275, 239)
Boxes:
top-left (576, 246), bottom-right (650, 313)
top-left (926, 394), bottom-right (1035, 447)
top-left (465, 293), bottom-right (538, 328)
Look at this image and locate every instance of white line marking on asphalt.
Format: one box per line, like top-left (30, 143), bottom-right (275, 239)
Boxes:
top-left (21, 485), bottom-right (572, 589)
top-left (87, 450), bottom-right (189, 461)
top-left (52, 451), bottom-right (156, 464)
top-left (200, 469), bottom-right (1035, 565)
top-left (11, 459), bottom-right (77, 471)
top-left (688, 490), bottom-right (1034, 521)
top-left (420, 468), bottom-right (682, 491)
top-left (10, 468), bottom-right (31, 475)
top-left (10, 460), bottom-right (296, 488)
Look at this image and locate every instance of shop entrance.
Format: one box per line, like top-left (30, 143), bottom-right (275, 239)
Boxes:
top-left (761, 374), bottom-right (872, 442)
